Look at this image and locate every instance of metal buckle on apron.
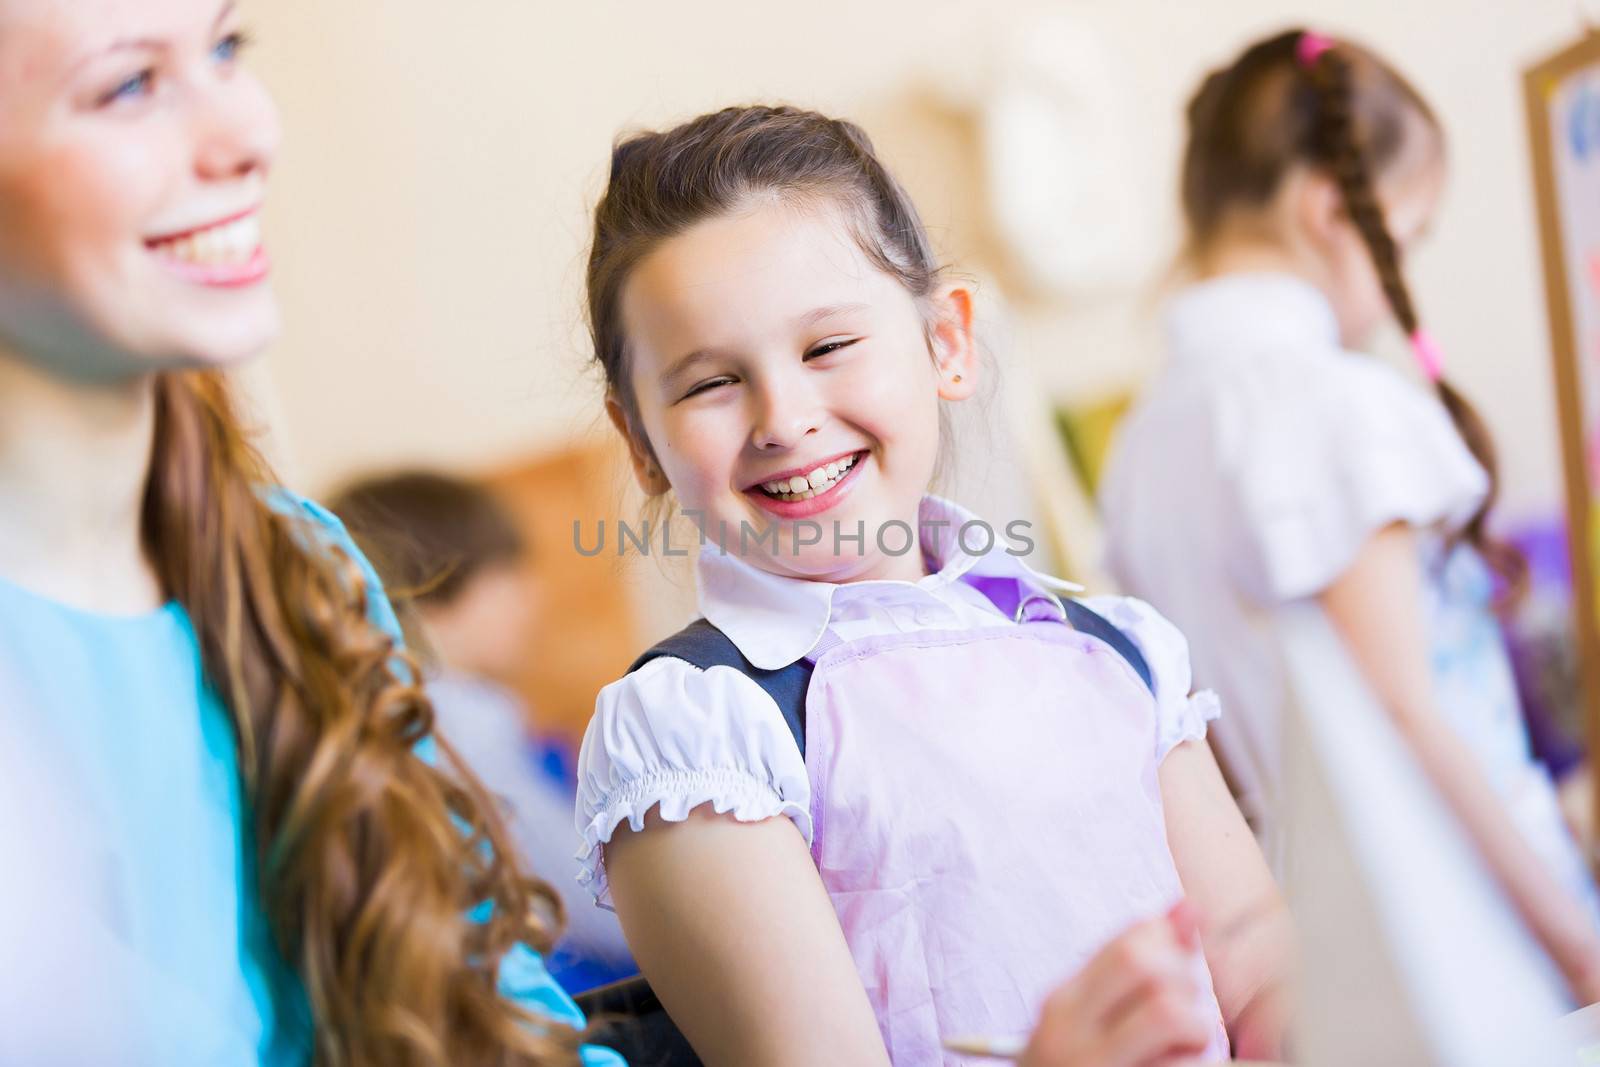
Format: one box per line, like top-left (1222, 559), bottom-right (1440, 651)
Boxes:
top-left (1014, 593), bottom-right (1063, 624)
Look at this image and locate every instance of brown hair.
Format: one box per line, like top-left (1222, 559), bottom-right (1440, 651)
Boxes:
top-left (329, 470), bottom-right (525, 608)
top-left (586, 105), bottom-right (943, 450)
top-left (1182, 30), bottom-right (1523, 591)
top-left (144, 371), bottom-right (579, 1067)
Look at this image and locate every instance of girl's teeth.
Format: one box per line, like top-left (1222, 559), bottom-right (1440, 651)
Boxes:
top-left (759, 454), bottom-right (862, 500)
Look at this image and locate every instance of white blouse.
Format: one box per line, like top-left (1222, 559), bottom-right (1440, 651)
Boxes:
top-left (1098, 272), bottom-right (1489, 863)
top-left (575, 496), bottom-right (1220, 907)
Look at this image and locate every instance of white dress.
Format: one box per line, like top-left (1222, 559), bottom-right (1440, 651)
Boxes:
top-left (1099, 273), bottom-right (1597, 916)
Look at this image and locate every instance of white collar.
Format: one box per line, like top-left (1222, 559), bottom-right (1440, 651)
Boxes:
top-left (695, 495), bottom-right (1083, 669)
top-left (1165, 272), bottom-right (1342, 361)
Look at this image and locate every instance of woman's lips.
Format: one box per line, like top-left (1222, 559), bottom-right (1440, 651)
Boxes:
top-left (153, 247), bottom-right (271, 288)
top-left (147, 210), bottom-right (269, 288)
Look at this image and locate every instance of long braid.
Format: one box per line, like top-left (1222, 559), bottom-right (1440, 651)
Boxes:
top-left (1302, 42), bottom-right (1525, 596)
top-left (1305, 50), bottom-right (1419, 332)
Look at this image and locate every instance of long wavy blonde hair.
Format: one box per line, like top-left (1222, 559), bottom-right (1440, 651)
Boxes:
top-left (144, 370), bottom-right (581, 1067)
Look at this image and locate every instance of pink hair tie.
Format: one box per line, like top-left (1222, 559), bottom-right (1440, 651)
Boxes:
top-left (1410, 328), bottom-right (1445, 382)
top-left (1297, 31), bottom-right (1336, 68)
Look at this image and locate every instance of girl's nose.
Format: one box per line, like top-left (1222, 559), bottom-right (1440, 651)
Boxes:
top-left (749, 375), bottom-right (823, 451)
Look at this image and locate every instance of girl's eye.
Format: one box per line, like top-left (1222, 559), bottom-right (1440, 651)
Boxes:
top-left (805, 338), bottom-right (859, 360)
top-left (100, 70), bottom-right (154, 106)
top-left (213, 30), bottom-right (253, 64)
top-left (683, 377), bottom-right (736, 400)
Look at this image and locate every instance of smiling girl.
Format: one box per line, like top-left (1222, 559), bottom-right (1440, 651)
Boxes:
top-left (575, 106), bottom-right (1293, 1065)
top-left (0, 1), bottom-right (614, 1063)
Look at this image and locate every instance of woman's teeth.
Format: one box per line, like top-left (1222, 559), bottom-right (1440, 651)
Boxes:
top-left (759, 454), bottom-right (857, 501)
top-left (149, 215), bottom-right (261, 267)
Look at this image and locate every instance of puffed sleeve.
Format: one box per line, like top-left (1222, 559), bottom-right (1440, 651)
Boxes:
top-left (270, 490), bottom-right (406, 643)
top-left (1220, 353), bottom-right (1488, 602)
top-left (1079, 595), bottom-right (1221, 762)
top-left (576, 657), bottom-right (812, 908)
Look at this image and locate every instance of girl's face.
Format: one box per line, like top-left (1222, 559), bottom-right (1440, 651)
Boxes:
top-left (0, 0), bottom-right (280, 382)
top-left (1314, 130), bottom-right (1445, 347)
top-left (613, 197), bottom-right (976, 584)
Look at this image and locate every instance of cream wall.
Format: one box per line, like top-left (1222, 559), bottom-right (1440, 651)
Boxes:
top-left (252, 0), bottom-right (1581, 526)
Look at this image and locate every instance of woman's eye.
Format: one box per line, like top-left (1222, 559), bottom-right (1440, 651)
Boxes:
top-left (100, 70), bottom-right (154, 106)
top-left (805, 339), bottom-right (858, 360)
top-left (213, 30), bottom-right (253, 64)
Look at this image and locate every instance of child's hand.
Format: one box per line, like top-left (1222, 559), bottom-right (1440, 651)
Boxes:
top-left (1561, 937), bottom-right (1600, 1007)
top-left (1019, 902), bottom-right (1215, 1067)
top-left (1227, 978), bottom-right (1294, 1061)
top-left (1529, 901), bottom-right (1600, 1006)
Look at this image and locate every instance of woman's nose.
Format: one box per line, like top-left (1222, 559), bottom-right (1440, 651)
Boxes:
top-left (192, 73), bottom-right (281, 184)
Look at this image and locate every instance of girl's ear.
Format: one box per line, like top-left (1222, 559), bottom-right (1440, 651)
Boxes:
top-left (1294, 169), bottom-right (1348, 254)
top-left (605, 394), bottom-right (671, 496)
top-left (930, 283), bottom-right (979, 402)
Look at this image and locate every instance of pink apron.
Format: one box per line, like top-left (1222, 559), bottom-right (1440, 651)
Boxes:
top-left (803, 619), bottom-right (1230, 1064)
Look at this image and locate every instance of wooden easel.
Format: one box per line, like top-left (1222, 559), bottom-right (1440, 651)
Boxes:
top-left (1525, 28), bottom-right (1600, 839)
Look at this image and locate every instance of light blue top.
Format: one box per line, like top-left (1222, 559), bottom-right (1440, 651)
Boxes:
top-left (1422, 539), bottom-right (1600, 922)
top-left (0, 493), bottom-right (623, 1066)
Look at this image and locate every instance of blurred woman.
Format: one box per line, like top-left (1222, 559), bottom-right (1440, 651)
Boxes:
top-left (0, 1), bottom-right (618, 1062)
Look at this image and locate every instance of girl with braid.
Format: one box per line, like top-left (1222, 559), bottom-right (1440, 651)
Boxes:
top-left (1102, 28), bottom-right (1600, 1004)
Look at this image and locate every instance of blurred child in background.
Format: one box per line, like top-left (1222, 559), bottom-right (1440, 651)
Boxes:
top-left (575, 105), bottom-right (1293, 1065)
top-left (332, 471), bottom-right (636, 992)
top-left (1100, 28), bottom-right (1600, 1003)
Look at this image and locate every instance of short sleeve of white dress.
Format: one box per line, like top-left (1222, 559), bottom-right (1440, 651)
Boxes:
top-left (1078, 595), bottom-right (1222, 762)
top-left (1218, 349), bottom-right (1488, 603)
top-left (575, 657), bottom-right (812, 909)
